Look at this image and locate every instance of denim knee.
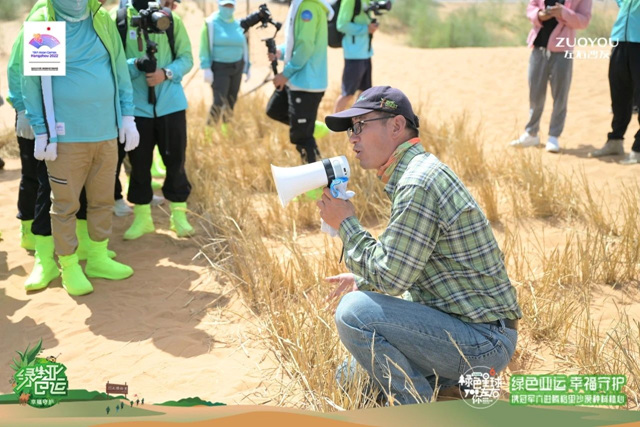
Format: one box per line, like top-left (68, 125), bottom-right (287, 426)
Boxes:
top-left (335, 291), bottom-right (375, 333)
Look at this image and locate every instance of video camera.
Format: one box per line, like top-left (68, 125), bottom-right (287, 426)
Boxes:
top-left (131, 1), bottom-right (171, 34)
top-left (131, 1), bottom-right (173, 104)
top-left (365, 0), bottom-right (392, 17)
top-left (238, 4), bottom-right (283, 74)
top-left (240, 3), bottom-right (280, 32)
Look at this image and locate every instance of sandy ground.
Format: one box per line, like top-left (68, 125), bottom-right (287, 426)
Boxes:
top-left (1, 0), bottom-right (640, 410)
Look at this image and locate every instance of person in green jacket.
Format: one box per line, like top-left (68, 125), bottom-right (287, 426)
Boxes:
top-left (265, 0), bottom-right (333, 164)
top-left (333, 0), bottom-right (379, 113)
top-left (22, 0), bottom-right (140, 296)
top-left (7, 0), bottom-right (46, 252)
top-left (8, 0), bottom-right (115, 293)
top-left (114, 0), bottom-right (196, 240)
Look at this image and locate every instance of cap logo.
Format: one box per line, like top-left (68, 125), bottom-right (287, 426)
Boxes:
top-left (357, 95), bottom-right (368, 102)
top-left (379, 98), bottom-right (398, 110)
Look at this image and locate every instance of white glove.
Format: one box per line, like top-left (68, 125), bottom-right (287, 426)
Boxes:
top-left (16, 110), bottom-right (35, 139)
top-left (34, 133), bottom-right (57, 161)
top-left (244, 69), bottom-right (251, 83)
top-left (204, 69), bottom-right (214, 84)
top-left (119, 115), bottom-right (139, 152)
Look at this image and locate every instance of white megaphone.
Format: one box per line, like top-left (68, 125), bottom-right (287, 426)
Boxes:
top-left (271, 156), bottom-right (350, 207)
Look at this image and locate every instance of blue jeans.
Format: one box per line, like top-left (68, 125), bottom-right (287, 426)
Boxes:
top-left (334, 291), bottom-right (518, 405)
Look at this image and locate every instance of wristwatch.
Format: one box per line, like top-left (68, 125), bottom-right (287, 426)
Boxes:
top-left (162, 68), bottom-right (173, 81)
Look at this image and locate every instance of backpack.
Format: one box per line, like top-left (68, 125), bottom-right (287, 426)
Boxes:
top-left (328, 0), bottom-right (362, 48)
top-left (116, 7), bottom-right (177, 61)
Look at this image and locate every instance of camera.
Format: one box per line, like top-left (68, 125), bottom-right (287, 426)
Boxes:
top-left (131, 1), bottom-right (171, 34)
top-left (241, 3), bottom-right (280, 32)
top-left (364, 0), bottom-right (392, 16)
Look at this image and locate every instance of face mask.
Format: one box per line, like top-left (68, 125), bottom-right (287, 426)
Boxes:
top-left (219, 7), bottom-right (234, 21)
top-left (53, 0), bottom-right (89, 22)
top-left (132, 0), bottom-right (150, 11)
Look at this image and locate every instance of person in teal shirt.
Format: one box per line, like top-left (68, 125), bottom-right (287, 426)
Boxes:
top-left (590, 0), bottom-right (640, 164)
top-left (333, 0), bottom-right (379, 113)
top-left (113, 0), bottom-right (196, 241)
top-left (200, 0), bottom-right (250, 125)
top-left (266, 0), bottom-right (333, 164)
top-left (21, 0), bottom-right (140, 296)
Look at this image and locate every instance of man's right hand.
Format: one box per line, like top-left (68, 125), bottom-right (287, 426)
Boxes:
top-left (325, 273), bottom-right (358, 301)
top-left (368, 22), bottom-right (379, 34)
top-left (267, 49), bottom-right (282, 63)
top-left (34, 134), bottom-right (57, 161)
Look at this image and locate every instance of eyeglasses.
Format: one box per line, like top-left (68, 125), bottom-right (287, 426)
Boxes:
top-left (347, 115), bottom-right (395, 137)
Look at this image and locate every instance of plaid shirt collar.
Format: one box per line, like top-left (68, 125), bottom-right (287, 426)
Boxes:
top-left (383, 143), bottom-right (427, 197)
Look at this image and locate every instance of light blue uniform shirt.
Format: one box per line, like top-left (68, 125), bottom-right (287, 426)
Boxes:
top-left (337, 0), bottom-right (373, 60)
top-left (52, 17), bottom-right (117, 142)
top-left (611, 0), bottom-right (640, 43)
top-left (211, 15), bottom-right (245, 63)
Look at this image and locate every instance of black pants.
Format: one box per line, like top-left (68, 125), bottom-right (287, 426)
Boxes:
top-left (115, 141), bottom-right (126, 201)
top-left (17, 136), bottom-right (38, 221)
top-left (210, 60), bottom-right (244, 123)
top-left (32, 160), bottom-right (87, 236)
top-left (608, 42), bottom-right (640, 152)
top-left (266, 87), bottom-right (324, 163)
top-left (127, 110), bottom-right (191, 205)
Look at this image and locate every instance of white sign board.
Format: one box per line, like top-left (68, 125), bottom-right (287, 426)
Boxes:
top-left (23, 22), bottom-right (66, 76)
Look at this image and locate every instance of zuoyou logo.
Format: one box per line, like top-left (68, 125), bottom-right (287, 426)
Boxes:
top-left (555, 37), bottom-right (619, 48)
top-left (29, 33), bottom-right (61, 49)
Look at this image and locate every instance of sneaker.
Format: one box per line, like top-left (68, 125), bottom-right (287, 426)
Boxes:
top-left (113, 199), bottom-right (133, 217)
top-left (151, 194), bottom-right (165, 206)
top-left (589, 139), bottom-right (624, 158)
top-left (619, 150), bottom-right (640, 165)
top-left (509, 132), bottom-right (540, 148)
top-left (545, 136), bottom-right (560, 153)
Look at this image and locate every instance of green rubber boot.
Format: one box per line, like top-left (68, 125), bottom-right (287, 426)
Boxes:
top-left (76, 219), bottom-right (116, 260)
top-left (85, 239), bottom-right (134, 280)
top-left (59, 253), bottom-right (93, 296)
top-left (220, 122), bottom-right (230, 138)
top-left (170, 202), bottom-right (194, 237)
top-left (20, 220), bottom-right (36, 251)
top-left (123, 204), bottom-right (155, 240)
top-left (151, 146), bottom-right (166, 178)
top-left (313, 121), bottom-right (330, 140)
top-left (25, 235), bottom-right (60, 291)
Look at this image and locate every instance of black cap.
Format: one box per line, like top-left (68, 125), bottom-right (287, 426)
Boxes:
top-left (325, 86), bottom-right (420, 132)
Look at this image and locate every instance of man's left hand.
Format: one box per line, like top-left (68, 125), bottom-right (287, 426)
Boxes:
top-left (317, 188), bottom-right (356, 230)
top-left (272, 73), bottom-right (288, 91)
top-left (146, 69), bottom-right (166, 87)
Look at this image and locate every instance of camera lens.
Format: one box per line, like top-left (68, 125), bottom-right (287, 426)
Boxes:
top-left (151, 11), bottom-right (171, 31)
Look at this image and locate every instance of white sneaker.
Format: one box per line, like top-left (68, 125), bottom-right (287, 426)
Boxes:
top-left (619, 150), bottom-right (640, 165)
top-left (509, 132), bottom-right (540, 148)
top-left (545, 136), bottom-right (560, 153)
top-left (113, 198), bottom-right (133, 217)
top-left (151, 194), bottom-right (165, 206)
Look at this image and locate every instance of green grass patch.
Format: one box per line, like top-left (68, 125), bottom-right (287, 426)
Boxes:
top-left (155, 397), bottom-right (226, 407)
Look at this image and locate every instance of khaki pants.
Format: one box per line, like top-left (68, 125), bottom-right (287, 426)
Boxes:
top-left (46, 139), bottom-right (117, 256)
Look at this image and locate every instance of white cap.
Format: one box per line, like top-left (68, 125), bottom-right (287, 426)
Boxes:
top-left (219, 0), bottom-right (235, 5)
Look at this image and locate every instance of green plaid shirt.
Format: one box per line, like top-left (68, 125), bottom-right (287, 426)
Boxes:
top-left (338, 144), bottom-right (522, 323)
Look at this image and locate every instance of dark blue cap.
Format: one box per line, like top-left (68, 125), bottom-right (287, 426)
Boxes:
top-left (325, 86), bottom-right (420, 132)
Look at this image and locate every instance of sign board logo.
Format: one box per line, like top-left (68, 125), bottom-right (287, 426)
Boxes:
top-left (23, 22), bottom-right (66, 76)
top-left (10, 340), bottom-right (68, 408)
top-left (29, 34), bottom-right (61, 49)
top-left (458, 366), bottom-right (503, 409)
